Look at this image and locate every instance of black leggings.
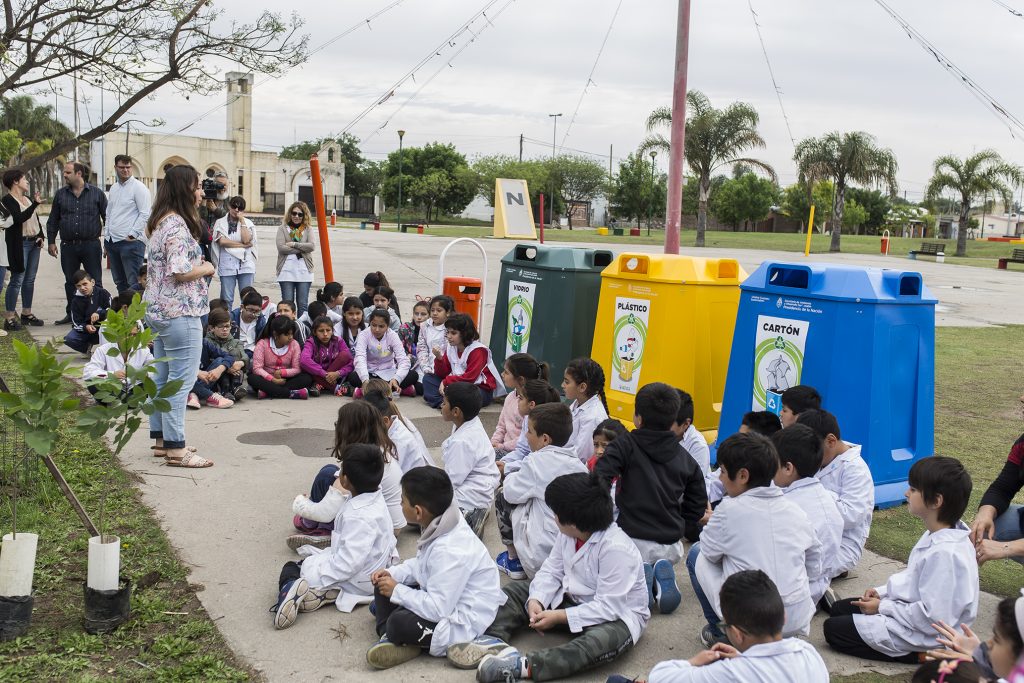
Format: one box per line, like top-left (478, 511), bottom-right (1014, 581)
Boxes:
top-left (247, 372), bottom-right (312, 398)
top-left (359, 371), bottom-right (419, 390)
top-left (822, 598), bottom-right (920, 664)
top-left (374, 586), bottom-right (436, 649)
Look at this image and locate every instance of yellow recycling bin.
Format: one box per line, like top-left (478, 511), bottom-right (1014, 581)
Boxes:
top-left (596, 227), bottom-right (609, 236)
top-left (591, 253), bottom-right (746, 435)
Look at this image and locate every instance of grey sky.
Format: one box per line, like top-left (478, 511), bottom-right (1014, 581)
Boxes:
top-left (57, 0), bottom-right (1024, 202)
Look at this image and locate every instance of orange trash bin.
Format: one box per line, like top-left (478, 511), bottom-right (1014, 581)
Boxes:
top-left (443, 276), bottom-right (482, 328)
top-left (880, 237), bottom-right (889, 254)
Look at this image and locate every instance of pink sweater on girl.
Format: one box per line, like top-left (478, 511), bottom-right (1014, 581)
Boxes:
top-left (491, 394), bottom-right (523, 451)
top-left (252, 338), bottom-right (302, 380)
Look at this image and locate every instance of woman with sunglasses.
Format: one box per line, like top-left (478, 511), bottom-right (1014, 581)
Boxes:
top-left (276, 201), bottom-right (316, 316)
top-left (211, 195), bottom-right (258, 309)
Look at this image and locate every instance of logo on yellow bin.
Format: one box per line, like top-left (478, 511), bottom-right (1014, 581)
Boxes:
top-left (612, 313), bottom-right (648, 382)
top-left (506, 295), bottom-right (533, 353)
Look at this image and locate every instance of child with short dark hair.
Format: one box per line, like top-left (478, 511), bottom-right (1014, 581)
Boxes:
top-left (493, 403), bottom-right (588, 580)
top-left (594, 381), bottom-right (707, 615)
top-left (297, 299), bottom-right (328, 341)
top-left (364, 285), bottom-right (401, 332)
top-left (447, 472), bottom-right (649, 682)
top-left (823, 456), bottom-right (978, 663)
top-left (130, 263), bottom-right (147, 293)
top-left (205, 308), bottom-right (249, 401)
top-left (272, 444), bottom-right (399, 629)
top-left (428, 312), bottom-right (504, 408)
top-left (441, 382), bottom-right (500, 537)
top-left (276, 299), bottom-right (307, 345)
top-left (362, 379), bottom-right (431, 473)
top-left (772, 424), bottom-right (843, 604)
top-left (671, 388), bottom-right (712, 489)
top-left (798, 408), bottom-right (874, 578)
top-left (780, 384), bottom-right (822, 428)
top-left (641, 570), bottom-right (829, 682)
top-left (83, 321), bottom-right (154, 406)
top-left (562, 358), bottom-right (609, 463)
top-left (231, 289), bottom-right (268, 357)
top-left (64, 269), bottom-right (112, 353)
top-left (300, 315), bottom-right (353, 396)
top-left (740, 410), bottom-right (782, 436)
top-left (366, 467), bottom-right (503, 670)
top-left (689, 432), bottom-right (820, 644)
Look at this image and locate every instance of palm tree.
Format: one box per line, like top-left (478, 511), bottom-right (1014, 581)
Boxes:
top-left (925, 151), bottom-right (1021, 257)
top-left (641, 91), bottom-right (775, 247)
top-left (793, 131), bottom-right (898, 252)
top-left (0, 95), bottom-right (73, 196)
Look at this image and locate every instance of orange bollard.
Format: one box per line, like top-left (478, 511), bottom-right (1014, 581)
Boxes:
top-left (330, 209), bottom-right (336, 226)
top-left (309, 154), bottom-right (334, 283)
top-left (417, 224), bottom-right (424, 235)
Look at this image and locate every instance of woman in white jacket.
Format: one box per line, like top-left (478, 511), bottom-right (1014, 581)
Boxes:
top-left (210, 196), bottom-right (257, 309)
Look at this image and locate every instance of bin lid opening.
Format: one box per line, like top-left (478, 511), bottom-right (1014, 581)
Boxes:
top-left (593, 251), bottom-right (613, 268)
top-left (515, 246), bottom-right (538, 262)
top-left (458, 286), bottom-right (482, 294)
top-left (899, 275), bottom-right (921, 296)
top-left (768, 265), bottom-right (810, 289)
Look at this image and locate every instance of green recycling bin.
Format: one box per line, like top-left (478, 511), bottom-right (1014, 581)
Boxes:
top-left (489, 244), bottom-right (613, 389)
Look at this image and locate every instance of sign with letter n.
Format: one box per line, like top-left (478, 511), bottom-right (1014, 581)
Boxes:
top-left (493, 178), bottom-right (537, 239)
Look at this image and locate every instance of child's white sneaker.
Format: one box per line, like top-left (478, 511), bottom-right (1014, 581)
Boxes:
top-left (205, 393), bottom-right (234, 409)
top-left (299, 587), bottom-right (340, 612)
top-left (366, 635), bottom-right (421, 669)
top-left (447, 636), bottom-right (510, 669)
top-left (273, 578), bottom-right (308, 630)
top-left (186, 392), bottom-right (201, 409)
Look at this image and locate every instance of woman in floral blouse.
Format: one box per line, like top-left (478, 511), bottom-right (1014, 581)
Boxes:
top-left (144, 165), bottom-right (216, 468)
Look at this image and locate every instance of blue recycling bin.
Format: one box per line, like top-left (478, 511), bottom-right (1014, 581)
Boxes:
top-left (715, 262), bottom-right (937, 508)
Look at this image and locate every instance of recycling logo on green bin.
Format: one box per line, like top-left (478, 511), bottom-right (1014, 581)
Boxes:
top-left (751, 315), bottom-right (809, 410)
top-left (505, 281), bottom-right (536, 356)
top-left (610, 297), bottom-right (651, 395)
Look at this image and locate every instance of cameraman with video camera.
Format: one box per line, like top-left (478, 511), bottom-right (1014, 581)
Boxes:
top-left (197, 170), bottom-right (229, 265)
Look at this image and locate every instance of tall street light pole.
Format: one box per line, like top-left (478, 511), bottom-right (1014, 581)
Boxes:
top-left (548, 113), bottom-right (562, 228)
top-left (649, 150), bottom-right (657, 237)
top-left (663, 0), bottom-right (691, 254)
top-left (397, 129), bottom-right (406, 231)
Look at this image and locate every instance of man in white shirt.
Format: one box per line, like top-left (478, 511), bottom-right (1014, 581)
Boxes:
top-left (104, 155), bottom-right (151, 294)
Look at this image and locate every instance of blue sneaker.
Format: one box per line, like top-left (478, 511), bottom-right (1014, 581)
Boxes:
top-left (476, 646), bottom-right (524, 682)
top-left (447, 635), bottom-right (510, 669)
top-left (273, 578), bottom-right (308, 630)
top-left (643, 562), bottom-right (655, 610)
top-left (495, 551), bottom-right (527, 580)
top-left (653, 559), bottom-right (681, 614)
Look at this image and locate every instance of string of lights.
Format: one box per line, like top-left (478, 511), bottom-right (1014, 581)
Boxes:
top-left (559, 0), bottom-right (624, 148)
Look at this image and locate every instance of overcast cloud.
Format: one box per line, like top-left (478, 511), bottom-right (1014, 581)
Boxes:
top-left (55, 0), bottom-right (1024, 201)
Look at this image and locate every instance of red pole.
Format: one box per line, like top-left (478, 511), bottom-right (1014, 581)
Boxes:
top-left (663, 0), bottom-right (691, 255)
top-left (539, 193), bottom-right (545, 244)
top-left (309, 154), bottom-right (334, 283)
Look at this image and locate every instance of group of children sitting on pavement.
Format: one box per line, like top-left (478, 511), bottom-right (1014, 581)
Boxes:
top-left (76, 270), bottom-right (1018, 682)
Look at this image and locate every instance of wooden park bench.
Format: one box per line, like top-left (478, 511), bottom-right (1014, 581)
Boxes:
top-left (907, 242), bottom-right (946, 261)
top-left (997, 248), bottom-right (1024, 270)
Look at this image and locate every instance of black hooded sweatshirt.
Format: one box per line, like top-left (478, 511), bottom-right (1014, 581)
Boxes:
top-left (594, 427), bottom-right (708, 544)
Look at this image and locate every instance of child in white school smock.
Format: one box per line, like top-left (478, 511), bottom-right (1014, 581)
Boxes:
top-left (561, 357), bottom-right (609, 463)
top-left (441, 382), bottom-right (500, 538)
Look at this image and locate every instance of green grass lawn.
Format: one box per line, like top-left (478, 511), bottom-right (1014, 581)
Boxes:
top-left (0, 334), bottom-right (255, 681)
top-left (328, 222), bottom-right (1024, 270)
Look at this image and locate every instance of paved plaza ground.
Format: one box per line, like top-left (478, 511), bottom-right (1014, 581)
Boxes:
top-left (28, 226), bottom-right (1020, 681)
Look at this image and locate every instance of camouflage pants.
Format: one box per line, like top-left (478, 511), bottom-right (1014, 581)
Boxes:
top-left (461, 506), bottom-right (489, 539)
top-left (494, 487), bottom-right (515, 547)
top-left (485, 580), bottom-right (634, 682)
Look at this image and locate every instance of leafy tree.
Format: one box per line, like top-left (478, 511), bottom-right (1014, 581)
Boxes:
top-left (925, 150), bottom-right (1022, 257)
top-left (841, 199), bottom-right (869, 232)
top-left (711, 173), bottom-right (780, 230)
top-left (0, 129), bottom-right (22, 163)
top-left (682, 174), bottom-right (725, 216)
top-left (4, 3), bottom-right (306, 172)
top-left (548, 155), bottom-right (607, 229)
top-left (610, 151), bottom-right (667, 228)
top-left (780, 180), bottom-right (834, 231)
top-left (278, 140), bottom-right (322, 160)
top-left (845, 187), bottom-right (891, 233)
top-left (0, 96), bottom-right (73, 193)
top-left (472, 154), bottom-right (559, 221)
top-left (407, 170), bottom-right (451, 223)
top-left (642, 90), bottom-right (775, 247)
top-left (793, 131), bottom-right (898, 252)
top-left (382, 142), bottom-right (475, 220)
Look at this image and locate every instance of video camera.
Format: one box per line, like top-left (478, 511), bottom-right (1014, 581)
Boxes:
top-left (202, 169), bottom-right (226, 200)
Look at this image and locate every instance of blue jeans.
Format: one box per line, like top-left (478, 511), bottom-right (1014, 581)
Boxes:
top-left (147, 315), bottom-right (203, 449)
top-left (106, 238), bottom-right (147, 294)
top-left (422, 373), bottom-right (493, 409)
top-left (219, 272), bottom-right (254, 309)
top-left (8, 240), bottom-right (41, 311)
top-left (686, 542), bottom-right (722, 636)
top-left (278, 281), bottom-right (311, 316)
top-left (994, 504), bottom-right (1024, 565)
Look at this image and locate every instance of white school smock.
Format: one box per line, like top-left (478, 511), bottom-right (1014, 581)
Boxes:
top-left (681, 425), bottom-right (713, 489)
top-left (380, 456), bottom-right (406, 530)
top-left (567, 394), bottom-right (608, 463)
top-left (442, 416), bottom-right (500, 511)
top-left (500, 415), bottom-right (532, 474)
top-left (353, 327), bottom-right (410, 383)
top-left (443, 341), bottom-right (507, 398)
top-left (815, 443), bottom-right (874, 576)
top-left (82, 342), bottom-right (154, 381)
top-left (853, 521), bottom-right (979, 658)
top-left (529, 523), bottom-right (650, 646)
top-left (696, 485), bottom-right (821, 637)
top-left (647, 638), bottom-right (829, 683)
top-left (780, 477), bottom-right (843, 603)
top-left (299, 490), bottom-right (399, 612)
top-left (389, 417), bottom-right (431, 473)
top-left (389, 515), bottom-right (505, 657)
top-left (363, 305), bottom-right (401, 332)
top-left (417, 321), bottom-right (447, 376)
top-left (503, 445), bottom-right (589, 577)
